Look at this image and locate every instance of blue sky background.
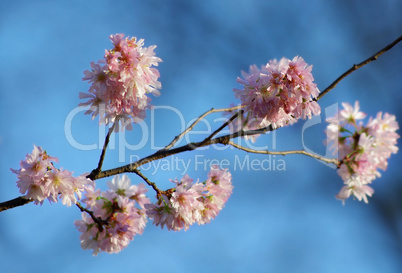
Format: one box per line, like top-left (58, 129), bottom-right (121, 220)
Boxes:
top-left (1, 1), bottom-right (402, 272)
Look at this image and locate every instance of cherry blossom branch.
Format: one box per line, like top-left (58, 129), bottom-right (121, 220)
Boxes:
top-left (131, 109), bottom-right (244, 196)
top-left (317, 34), bottom-right (402, 101)
top-left (228, 141), bottom-right (339, 165)
top-left (131, 168), bottom-right (163, 197)
top-left (163, 105), bottom-right (243, 150)
top-left (199, 109), bottom-right (244, 147)
top-left (0, 196), bottom-right (33, 212)
top-left (1, 36), bottom-right (400, 213)
top-left (88, 122), bottom-right (116, 180)
top-left (92, 124), bottom-right (275, 181)
top-left (0, 117), bottom-right (258, 212)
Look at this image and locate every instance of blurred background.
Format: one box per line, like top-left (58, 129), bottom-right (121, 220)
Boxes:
top-left (0, 0), bottom-right (401, 272)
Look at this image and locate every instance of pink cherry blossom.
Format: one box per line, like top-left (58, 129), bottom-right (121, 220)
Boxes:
top-left (80, 33), bottom-right (162, 131)
top-left (81, 179), bottom-right (100, 208)
top-left (325, 101), bottom-right (399, 204)
top-left (11, 145), bottom-right (89, 206)
top-left (146, 166), bottom-right (233, 231)
top-left (145, 195), bottom-right (178, 231)
top-left (339, 101), bottom-right (366, 124)
top-left (75, 175), bottom-right (148, 255)
top-left (233, 56), bottom-right (320, 129)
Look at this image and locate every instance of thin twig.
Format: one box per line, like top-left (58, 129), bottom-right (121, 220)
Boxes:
top-left (88, 122), bottom-right (116, 180)
top-left (228, 141), bottom-right (339, 165)
top-left (97, 123), bottom-right (116, 170)
top-left (317, 35), bottom-right (402, 101)
top-left (199, 109), bottom-right (244, 147)
top-left (135, 110), bottom-right (243, 195)
top-left (163, 105), bottom-right (243, 150)
top-left (131, 168), bottom-right (162, 196)
top-left (76, 202), bottom-right (107, 232)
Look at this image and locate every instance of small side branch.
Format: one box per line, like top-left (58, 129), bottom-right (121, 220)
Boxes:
top-left (76, 202), bottom-right (107, 232)
top-left (131, 168), bottom-right (163, 197)
top-left (228, 141), bottom-right (339, 165)
top-left (317, 35), bottom-right (402, 101)
top-left (88, 122), bottom-right (116, 180)
top-left (199, 109), bottom-right (244, 146)
top-left (163, 105), bottom-right (243, 150)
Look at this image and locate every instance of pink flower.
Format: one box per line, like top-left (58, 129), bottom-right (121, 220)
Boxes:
top-left (146, 166), bottom-right (233, 231)
top-left (367, 112), bottom-right (399, 156)
top-left (128, 183), bottom-right (150, 209)
top-left (74, 194), bottom-right (145, 255)
top-left (107, 174), bottom-right (135, 196)
top-left (233, 56), bottom-right (320, 129)
top-left (339, 101), bottom-right (366, 124)
top-left (78, 91), bottom-right (105, 121)
top-left (170, 183), bottom-right (204, 229)
top-left (80, 33), bottom-right (162, 131)
top-left (145, 196), bottom-right (178, 231)
top-left (325, 101), bottom-right (399, 204)
top-left (75, 175), bottom-right (148, 255)
top-left (336, 178), bottom-right (374, 205)
top-left (106, 174), bottom-right (150, 208)
top-left (81, 180), bottom-right (100, 208)
top-left (206, 165), bottom-right (233, 202)
top-left (11, 145), bottom-right (89, 206)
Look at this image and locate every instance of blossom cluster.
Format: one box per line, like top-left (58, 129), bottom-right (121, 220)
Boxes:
top-left (233, 56), bottom-right (321, 130)
top-left (74, 175), bottom-right (149, 255)
top-left (73, 166), bottom-right (232, 254)
top-left (326, 101), bottom-right (399, 204)
top-left (79, 33), bottom-right (162, 131)
top-left (10, 145), bottom-right (88, 206)
top-left (146, 165), bottom-right (233, 231)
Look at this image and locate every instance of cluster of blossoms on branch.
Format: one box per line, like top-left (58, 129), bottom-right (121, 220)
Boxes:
top-left (74, 175), bottom-right (149, 255)
top-left (233, 56), bottom-right (321, 132)
top-left (11, 146), bottom-right (88, 206)
top-left (79, 33), bottom-right (162, 131)
top-left (146, 165), bottom-right (233, 231)
top-left (11, 145), bottom-right (233, 255)
top-left (326, 101), bottom-right (399, 204)
top-left (73, 166), bottom-right (232, 255)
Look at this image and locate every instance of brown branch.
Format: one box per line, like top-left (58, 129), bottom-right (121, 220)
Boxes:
top-left (92, 124), bottom-right (275, 180)
top-left (88, 122), bottom-right (116, 180)
top-left (131, 110), bottom-right (243, 196)
top-left (131, 168), bottom-right (163, 197)
top-left (199, 109), bottom-right (244, 147)
top-left (317, 34), bottom-right (402, 101)
top-left (76, 202), bottom-right (108, 232)
top-left (228, 141), bottom-right (339, 165)
top-left (163, 105), bottom-right (243, 150)
top-left (0, 196), bottom-right (33, 212)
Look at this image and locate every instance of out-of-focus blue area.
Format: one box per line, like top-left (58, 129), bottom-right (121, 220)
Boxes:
top-left (1, 1), bottom-right (401, 272)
